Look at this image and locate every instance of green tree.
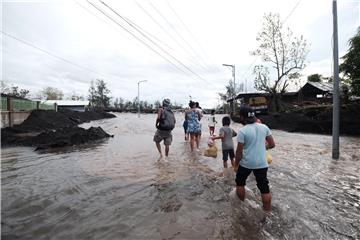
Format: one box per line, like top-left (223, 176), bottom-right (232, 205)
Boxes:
top-left (1, 81), bottom-right (30, 98)
top-left (308, 74), bottom-right (323, 82)
top-left (340, 28), bottom-right (360, 96)
top-left (218, 79), bottom-right (238, 113)
top-left (42, 87), bottom-right (64, 100)
top-left (88, 79), bottom-right (111, 108)
top-left (252, 13), bottom-right (309, 112)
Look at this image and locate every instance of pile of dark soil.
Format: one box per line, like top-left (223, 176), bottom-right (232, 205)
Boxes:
top-left (1, 109), bottom-right (116, 149)
top-left (232, 103), bottom-right (360, 136)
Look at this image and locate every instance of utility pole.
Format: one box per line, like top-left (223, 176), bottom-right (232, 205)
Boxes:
top-left (137, 80), bottom-right (147, 118)
top-left (332, 0), bottom-right (340, 159)
top-left (222, 64), bottom-right (236, 113)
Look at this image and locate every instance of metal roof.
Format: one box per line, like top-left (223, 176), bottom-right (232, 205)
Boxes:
top-left (42, 100), bottom-right (89, 106)
top-left (305, 82), bottom-right (334, 92)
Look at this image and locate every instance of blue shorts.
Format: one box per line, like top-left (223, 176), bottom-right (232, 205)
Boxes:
top-left (222, 149), bottom-right (235, 161)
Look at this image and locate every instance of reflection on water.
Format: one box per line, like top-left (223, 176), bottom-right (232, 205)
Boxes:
top-left (2, 113), bottom-right (360, 239)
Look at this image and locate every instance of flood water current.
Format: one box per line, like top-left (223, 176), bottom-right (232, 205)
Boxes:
top-left (2, 113), bottom-right (360, 239)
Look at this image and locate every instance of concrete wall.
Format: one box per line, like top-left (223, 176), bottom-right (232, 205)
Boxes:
top-left (1, 111), bottom-right (31, 128)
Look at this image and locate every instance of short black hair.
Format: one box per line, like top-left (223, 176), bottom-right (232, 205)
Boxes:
top-left (189, 101), bottom-right (195, 108)
top-left (222, 116), bottom-right (231, 126)
top-left (211, 109), bottom-right (215, 114)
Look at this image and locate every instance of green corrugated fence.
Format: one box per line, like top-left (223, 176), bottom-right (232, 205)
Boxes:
top-left (1, 96), bottom-right (55, 111)
top-left (1, 97), bottom-right (7, 110)
top-left (12, 98), bottom-right (38, 111)
top-left (39, 102), bottom-right (55, 110)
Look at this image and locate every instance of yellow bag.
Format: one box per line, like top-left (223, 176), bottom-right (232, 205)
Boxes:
top-left (266, 151), bottom-right (272, 164)
top-left (204, 145), bottom-right (218, 158)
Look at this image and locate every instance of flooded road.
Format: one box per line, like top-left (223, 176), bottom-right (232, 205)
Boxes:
top-left (2, 113), bottom-right (360, 239)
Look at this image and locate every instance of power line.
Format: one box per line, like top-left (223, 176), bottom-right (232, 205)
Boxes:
top-left (283, 0), bottom-right (302, 24)
top-left (92, 0), bottom-right (209, 83)
top-left (1, 30), bottom-right (107, 78)
top-left (135, 1), bottom-right (208, 72)
top-left (165, 0), bottom-right (215, 69)
top-left (86, 0), bottom-right (192, 78)
top-left (238, 0), bottom-right (303, 85)
top-left (147, 1), bottom-right (210, 71)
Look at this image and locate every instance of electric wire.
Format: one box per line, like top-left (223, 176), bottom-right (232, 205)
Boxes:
top-left (166, 0), bottom-right (216, 69)
top-left (134, 1), bottom-right (208, 72)
top-left (98, 0), bottom-right (210, 83)
top-left (239, 0), bottom-right (303, 88)
top-left (86, 0), bottom-right (199, 80)
top-left (147, 1), bottom-right (210, 71)
top-left (1, 30), bottom-right (109, 78)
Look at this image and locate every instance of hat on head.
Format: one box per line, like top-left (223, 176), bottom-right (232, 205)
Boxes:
top-left (162, 98), bottom-right (171, 107)
top-left (239, 105), bottom-right (256, 119)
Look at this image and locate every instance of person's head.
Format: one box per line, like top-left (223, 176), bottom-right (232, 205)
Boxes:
top-left (189, 100), bottom-right (195, 108)
top-left (162, 98), bottom-right (171, 108)
top-left (222, 116), bottom-right (231, 126)
top-left (239, 105), bottom-right (256, 125)
top-left (195, 102), bottom-right (200, 108)
top-left (211, 109), bottom-right (215, 115)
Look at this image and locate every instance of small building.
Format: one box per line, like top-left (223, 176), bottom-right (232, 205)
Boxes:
top-left (297, 82), bottom-right (343, 102)
top-left (43, 100), bottom-right (89, 112)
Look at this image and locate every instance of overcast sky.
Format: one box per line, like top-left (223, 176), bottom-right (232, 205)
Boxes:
top-left (1, 0), bottom-right (359, 108)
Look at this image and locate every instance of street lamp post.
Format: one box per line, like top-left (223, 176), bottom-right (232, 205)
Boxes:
top-left (222, 64), bottom-right (236, 113)
top-left (137, 80), bottom-right (147, 118)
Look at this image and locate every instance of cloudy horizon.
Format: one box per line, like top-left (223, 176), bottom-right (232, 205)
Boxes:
top-left (1, 0), bottom-right (359, 108)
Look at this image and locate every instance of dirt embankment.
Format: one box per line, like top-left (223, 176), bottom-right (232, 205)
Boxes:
top-left (232, 103), bottom-right (360, 136)
top-left (1, 109), bottom-right (116, 150)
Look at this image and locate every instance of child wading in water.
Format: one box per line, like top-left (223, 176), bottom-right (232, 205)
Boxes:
top-left (212, 116), bottom-right (237, 169)
top-left (207, 109), bottom-right (217, 136)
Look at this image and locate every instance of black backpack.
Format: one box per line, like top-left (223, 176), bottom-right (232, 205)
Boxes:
top-left (157, 108), bottom-right (175, 130)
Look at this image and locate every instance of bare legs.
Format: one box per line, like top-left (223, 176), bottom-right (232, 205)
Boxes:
top-left (195, 133), bottom-right (201, 150)
top-left (156, 142), bottom-right (162, 157)
top-left (224, 159), bottom-right (235, 168)
top-left (236, 186), bottom-right (272, 211)
top-left (189, 133), bottom-right (196, 151)
top-left (165, 145), bottom-right (169, 157)
top-left (156, 142), bottom-right (170, 157)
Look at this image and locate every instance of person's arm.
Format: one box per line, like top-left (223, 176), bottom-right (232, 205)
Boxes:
top-left (265, 135), bottom-right (275, 149)
top-left (235, 143), bottom-right (244, 168)
top-left (212, 133), bottom-right (224, 140)
top-left (155, 108), bottom-right (162, 127)
top-left (212, 128), bottom-right (224, 140)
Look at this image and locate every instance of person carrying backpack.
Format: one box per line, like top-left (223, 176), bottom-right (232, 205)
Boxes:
top-left (153, 98), bottom-right (176, 158)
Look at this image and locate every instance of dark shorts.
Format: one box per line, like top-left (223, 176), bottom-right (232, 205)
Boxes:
top-left (235, 165), bottom-right (270, 194)
top-left (222, 149), bottom-right (235, 161)
top-left (209, 126), bottom-right (215, 131)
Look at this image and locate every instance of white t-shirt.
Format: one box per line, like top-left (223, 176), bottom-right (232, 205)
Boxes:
top-left (207, 115), bottom-right (216, 127)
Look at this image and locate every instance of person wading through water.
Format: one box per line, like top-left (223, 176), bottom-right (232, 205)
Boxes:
top-left (153, 98), bottom-right (176, 159)
top-left (234, 105), bottom-right (275, 211)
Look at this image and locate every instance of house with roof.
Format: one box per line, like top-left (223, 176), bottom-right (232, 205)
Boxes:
top-left (297, 81), bottom-right (343, 102)
top-left (42, 100), bottom-right (89, 112)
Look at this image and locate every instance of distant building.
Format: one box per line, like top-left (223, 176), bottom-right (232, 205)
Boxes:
top-left (231, 81), bottom-right (344, 107)
top-left (298, 82), bottom-right (343, 102)
top-left (42, 100), bottom-right (89, 112)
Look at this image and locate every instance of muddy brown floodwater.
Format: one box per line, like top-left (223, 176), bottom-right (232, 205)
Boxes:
top-left (2, 113), bottom-right (360, 239)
